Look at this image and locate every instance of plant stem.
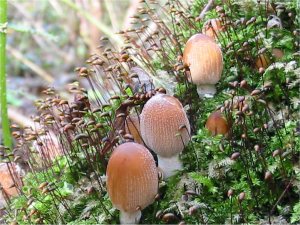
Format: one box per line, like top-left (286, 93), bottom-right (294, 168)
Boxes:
top-left (0, 0), bottom-right (12, 149)
top-left (61, 0), bottom-right (122, 47)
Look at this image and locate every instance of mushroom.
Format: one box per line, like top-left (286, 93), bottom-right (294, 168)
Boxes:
top-left (202, 18), bottom-right (223, 39)
top-left (0, 163), bottom-right (22, 208)
top-left (140, 94), bottom-right (191, 178)
top-left (255, 53), bottom-right (270, 70)
top-left (272, 48), bottom-right (284, 60)
top-left (205, 111), bottom-right (229, 136)
top-left (183, 33), bottom-right (223, 98)
top-left (106, 142), bottom-right (158, 224)
top-left (125, 115), bottom-right (143, 145)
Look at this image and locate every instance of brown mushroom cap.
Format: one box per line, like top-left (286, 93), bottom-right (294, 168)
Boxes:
top-left (183, 33), bottom-right (223, 85)
top-left (0, 163), bottom-right (21, 198)
top-left (255, 53), bottom-right (270, 70)
top-left (106, 142), bottom-right (158, 213)
top-left (140, 94), bottom-right (191, 157)
top-left (202, 18), bottom-right (223, 39)
top-left (205, 111), bottom-right (229, 136)
top-left (125, 115), bottom-right (143, 145)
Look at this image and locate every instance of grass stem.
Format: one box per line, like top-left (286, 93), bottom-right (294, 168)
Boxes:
top-left (0, 0), bottom-right (12, 148)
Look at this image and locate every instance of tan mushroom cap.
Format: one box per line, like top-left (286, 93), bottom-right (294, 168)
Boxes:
top-left (255, 53), bottom-right (270, 70)
top-left (205, 111), bottom-right (229, 136)
top-left (125, 115), bottom-right (143, 145)
top-left (0, 163), bottom-right (21, 197)
top-left (106, 142), bottom-right (158, 213)
top-left (272, 48), bottom-right (284, 60)
top-left (183, 33), bottom-right (223, 85)
top-left (140, 94), bottom-right (191, 157)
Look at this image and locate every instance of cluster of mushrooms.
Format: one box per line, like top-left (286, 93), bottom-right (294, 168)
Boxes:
top-left (0, 27), bottom-right (226, 225)
top-left (106, 31), bottom-right (226, 224)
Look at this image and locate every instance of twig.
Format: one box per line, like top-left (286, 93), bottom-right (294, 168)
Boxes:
top-left (270, 179), bottom-right (293, 215)
top-left (198, 0), bottom-right (215, 20)
top-left (122, 0), bottom-right (140, 30)
top-left (61, 0), bottom-right (122, 47)
top-left (8, 107), bottom-right (36, 128)
top-left (7, 45), bottom-right (54, 83)
top-left (104, 0), bottom-right (119, 32)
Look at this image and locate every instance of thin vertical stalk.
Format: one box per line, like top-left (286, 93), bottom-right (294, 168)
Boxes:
top-left (0, 0), bottom-right (12, 149)
top-left (60, 0), bottom-right (122, 46)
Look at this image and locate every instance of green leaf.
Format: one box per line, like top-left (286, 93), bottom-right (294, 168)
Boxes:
top-left (189, 172), bottom-right (217, 194)
top-left (291, 202), bottom-right (300, 223)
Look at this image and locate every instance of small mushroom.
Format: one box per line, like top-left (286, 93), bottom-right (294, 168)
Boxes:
top-left (272, 48), bottom-right (284, 60)
top-left (140, 94), bottom-right (191, 178)
top-left (202, 18), bottom-right (224, 39)
top-left (183, 33), bottom-right (223, 98)
top-left (125, 115), bottom-right (143, 145)
top-left (255, 53), bottom-right (270, 70)
top-left (106, 142), bottom-right (158, 224)
top-left (205, 111), bottom-right (229, 136)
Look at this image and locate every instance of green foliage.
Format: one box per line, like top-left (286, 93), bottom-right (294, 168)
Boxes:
top-left (4, 0), bottom-right (300, 224)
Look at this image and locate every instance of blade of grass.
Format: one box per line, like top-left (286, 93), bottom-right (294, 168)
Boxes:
top-left (61, 0), bottom-right (122, 47)
top-left (104, 0), bottom-right (119, 32)
top-left (7, 45), bottom-right (54, 83)
top-left (7, 23), bottom-right (58, 42)
top-left (0, 0), bottom-right (12, 148)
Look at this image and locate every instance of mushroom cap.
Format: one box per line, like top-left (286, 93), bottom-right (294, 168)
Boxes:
top-left (0, 163), bottom-right (21, 197)
top-left (205, 111), bottom-right (229, 136)
top-left (125, 115), bottom-right (143, 145)
top-left (106, 142), bottom-right (158, 213)
top-left (255, 53), bottom-right (270, 70)
top-left (183, 33), bottom-right (223, 85)
top-left (272, 48), bottom-right (284, 60)
top-left (140, 94), bottom-right (191, 157)
top-left (202, 18), bottom-right (223, 39)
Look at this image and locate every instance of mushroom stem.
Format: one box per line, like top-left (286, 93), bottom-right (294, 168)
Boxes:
top-left (157, 154), bottom-right (182, 179)
top-left (196, 84), bottom-right (216, 98)
top-left (119, 210), bottom-right (141, 224)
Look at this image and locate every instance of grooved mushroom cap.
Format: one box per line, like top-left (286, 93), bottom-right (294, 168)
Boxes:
top-left (106, 142), bottom-right (158, 213)
top-left (125, 115), bottom-right (143, 145)
top-left (255, 53), bottom-right (270, 70)
top-left (140, 94), bottom-right (191, 157)
top-left (0, 163), bottom-right (21, 197)
top-left (205, 111), bottom-right (229, 136)
top-left (183, 33), bottom-right (223, 85)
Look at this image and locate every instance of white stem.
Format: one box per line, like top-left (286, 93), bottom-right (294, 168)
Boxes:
top-left (158, 155), bottom-right (182, 179)
top-left (197, 84), bottom-right (216, 98)
top-left (120, 210), bottom-right (141, 224)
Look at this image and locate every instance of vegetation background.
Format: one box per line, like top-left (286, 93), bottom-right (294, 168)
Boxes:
top-left (0, 0), bottom-right (299, 224)
top-left (4, 0), bottom-right (140, 132)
